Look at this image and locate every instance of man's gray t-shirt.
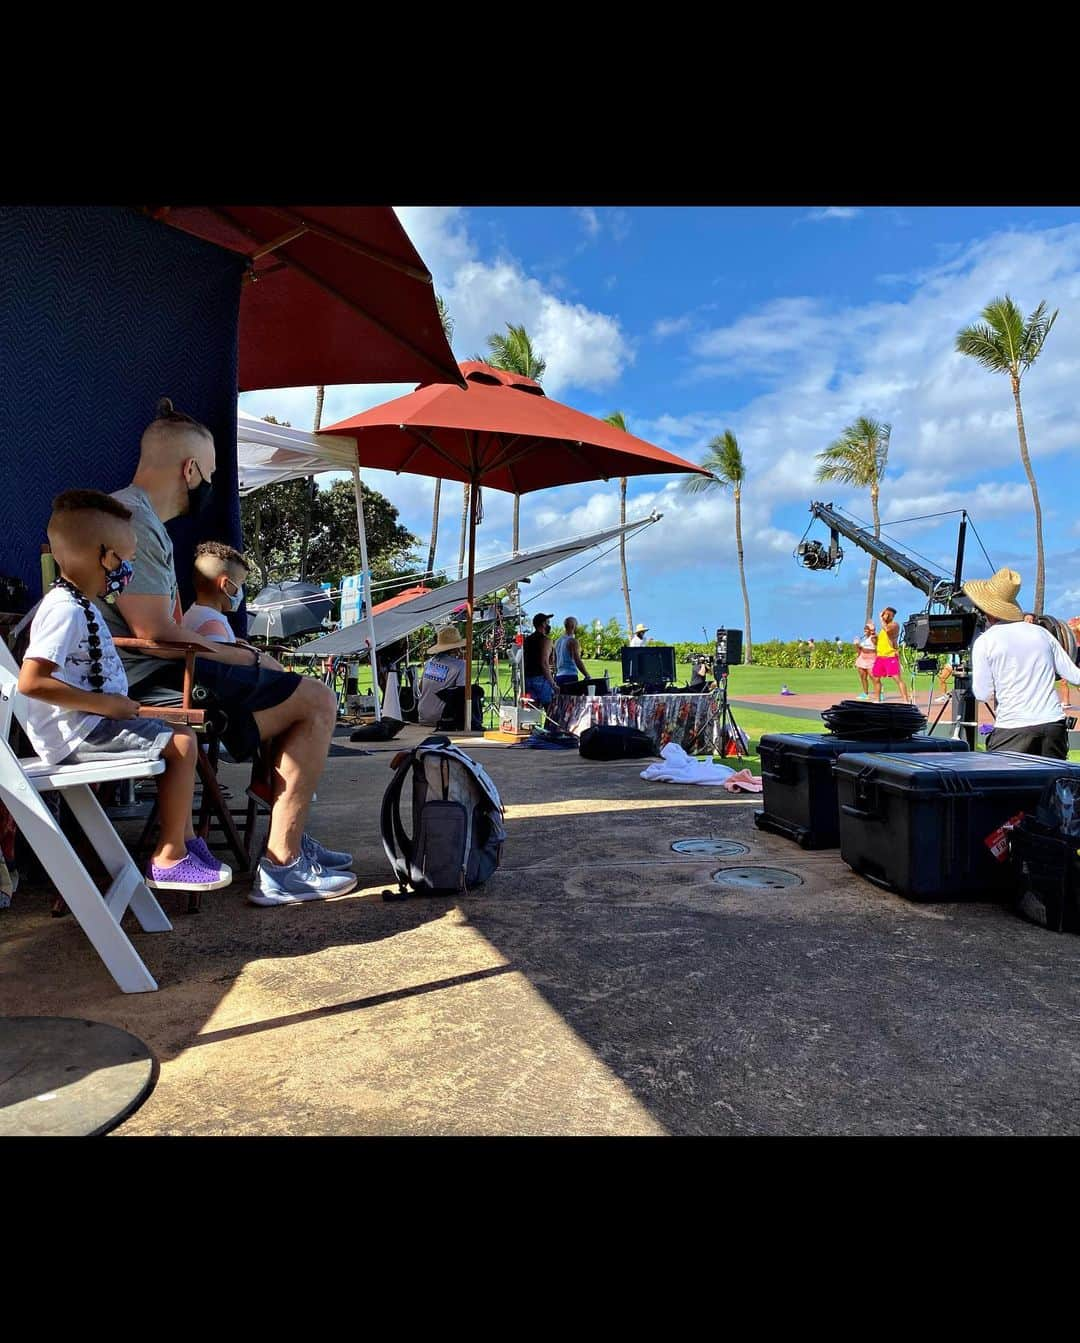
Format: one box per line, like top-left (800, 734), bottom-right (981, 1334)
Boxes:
top-left (418, 654), bottom-right (466, 725)
top-left (95, 485), bottom-right (179, 687)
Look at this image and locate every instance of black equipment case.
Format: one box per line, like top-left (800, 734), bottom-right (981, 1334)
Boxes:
top-left (1010, 821), bottom-right (1080, 933)
top-left (833, 751), bottom-right (1080, 901)
top-left (754, 732), bottom-right (968, 849)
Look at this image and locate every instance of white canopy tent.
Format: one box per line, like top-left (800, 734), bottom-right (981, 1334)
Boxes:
top-left (237, 411), bottom-right (359, 491)
top-left (236, 411), bottom-right (383, 719)
top-left (295, 515), bottom-right (661, 658)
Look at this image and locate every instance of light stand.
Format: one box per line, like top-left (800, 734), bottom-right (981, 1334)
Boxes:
top-left (702, 658), bottom-right (747, 760)
top-left (926, 657), bottom-right (978, 750)
top-left (483, 615), bottom-right (502, 730)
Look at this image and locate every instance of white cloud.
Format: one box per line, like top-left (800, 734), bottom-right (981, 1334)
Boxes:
top-left (883, 480), bottom-right (1031, 523)
top-left (574, 206), bottom-right (601, 238)
top-left (803, 207), bottom-right (862, 222)
top-left (390, 209), bottom-right (634, 397)
top-left (654, 315), bottom-right (693, 339)
top-left (609, 210), bottom-right (632, 242)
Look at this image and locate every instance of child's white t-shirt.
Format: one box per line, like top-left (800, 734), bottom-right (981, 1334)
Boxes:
top-left (181, 603), bottom-right (236, 643)
top-left (22, 587), bottom-right (128, 765)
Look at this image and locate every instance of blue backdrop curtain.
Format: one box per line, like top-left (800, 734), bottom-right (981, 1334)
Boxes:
top-left (0, 205), bottom-right (244, 613)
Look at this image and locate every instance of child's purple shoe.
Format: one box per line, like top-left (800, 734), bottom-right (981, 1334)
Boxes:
top-left (146, 853), bottom-right (233, 891)
top-left (185, 837), bottom-right (232, 880)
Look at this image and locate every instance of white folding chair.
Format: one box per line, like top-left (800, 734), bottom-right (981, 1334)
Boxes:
top-left (0, 643), bottom-right (171, 993)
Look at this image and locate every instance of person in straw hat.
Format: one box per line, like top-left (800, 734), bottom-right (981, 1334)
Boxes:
top-left (629, 622), bottom-right (649, 647)
top-left (965, 567), bottom-right (1080, 758)
top-left (418, 624), bottom-right (468, 726)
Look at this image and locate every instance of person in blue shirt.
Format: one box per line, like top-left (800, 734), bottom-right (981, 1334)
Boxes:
top-left (554, 616), bottom-right (589, 688)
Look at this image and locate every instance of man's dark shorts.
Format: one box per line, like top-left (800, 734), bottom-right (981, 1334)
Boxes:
top-left (986, 719), bottom-right (1069, 760)
top-left (133, 658), bottom-right (303, 761)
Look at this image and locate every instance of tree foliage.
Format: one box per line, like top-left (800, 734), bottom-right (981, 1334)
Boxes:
top-left (955, 295), bottom-right (1057, 379)
top-left (682, 428), bottom-right (745, 493)
top-left (814, 417), bottom-right (890, 491)
top-left (240, 477), bottom-right (422, 593)
top-left (479, 323), bottom-right (546, 381)
top-left (955, 294), bottom-right (1057, 614)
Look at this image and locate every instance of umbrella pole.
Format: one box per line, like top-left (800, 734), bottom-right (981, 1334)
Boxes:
top-left (465, 482), bottom-right (478, 729)
top-left (352, 465), bottom-right (382, 722)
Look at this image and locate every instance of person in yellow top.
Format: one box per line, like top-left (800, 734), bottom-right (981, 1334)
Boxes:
top-left (871, 605), bottom-right (910, 703)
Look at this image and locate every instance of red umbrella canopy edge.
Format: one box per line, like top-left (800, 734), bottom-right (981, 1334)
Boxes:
top-left (142, 206), bottom-right (465, 393)
top-left (319, 362), bottom-right (710, 494)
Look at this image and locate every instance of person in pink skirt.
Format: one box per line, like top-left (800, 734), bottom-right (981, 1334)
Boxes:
top-left (872, 606), bottom-right (910, 703)
top-left (853, 621), bottom-right (877, 699)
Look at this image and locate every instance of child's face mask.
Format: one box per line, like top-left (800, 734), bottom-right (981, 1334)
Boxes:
top-left (222, 577), bottom-right (243, 612)
top-left (101, 548), bottom-right (134, 601)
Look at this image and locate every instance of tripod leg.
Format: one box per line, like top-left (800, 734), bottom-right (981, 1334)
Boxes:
top-left (722, 698), bottom-right (747, 762)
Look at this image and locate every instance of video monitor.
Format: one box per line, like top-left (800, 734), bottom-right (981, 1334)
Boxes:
top-left (620, 645), bottom-right (676, 686)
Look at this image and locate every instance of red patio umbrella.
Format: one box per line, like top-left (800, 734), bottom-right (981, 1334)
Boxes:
top-left (143, 206), bottom-right (465, 392)
top-left (320, 362), bottom-right (710, 703)
top-left (372, 584), bottom-right (432, 615)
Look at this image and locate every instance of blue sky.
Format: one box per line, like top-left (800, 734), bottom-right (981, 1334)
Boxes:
top-left (239, 205), bottom-right (1080, 643)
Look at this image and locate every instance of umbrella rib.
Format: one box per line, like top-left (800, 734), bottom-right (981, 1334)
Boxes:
top-left (209, 207), bottom-right (465, 387)
top-left (263, 207), bottom-right (433, 285)
top-left (400, 426), bottom-right (467, 478)
top-left (480, 435), bottom-right (533, 472)
top-left (561, 440), bottom-right (604, 476)
top-left (251, 225), bottom-right (310, 260)
top-left (477, 432), bottom-right (520, 470)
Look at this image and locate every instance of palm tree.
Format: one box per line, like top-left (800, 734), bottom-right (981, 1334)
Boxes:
top-left (604, 411), bottom-right (635, 639)
top-left (815, 417), bottom-right (891, 628)
top-left (300, 387), bottom-right (327, 579)
top-left (683, 429), bottom-right (753, 663)
top-left (458, 482), bottom-right (469, 581)
top-left (480, 323), bottom-right (547, 602)
top-left (955, 295), bottom-right (1057, 613)
top-left (428, 294), bottom-right (455, 579)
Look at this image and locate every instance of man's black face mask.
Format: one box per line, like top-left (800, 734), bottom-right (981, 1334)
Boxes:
top-left (188, 460), bottom-right (213, 516)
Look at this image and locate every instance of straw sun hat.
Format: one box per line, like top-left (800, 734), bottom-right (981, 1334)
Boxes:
top-left (962, 567), bottom-right (1024, 622)
top-left (428, 625), bottom-right (467, 654)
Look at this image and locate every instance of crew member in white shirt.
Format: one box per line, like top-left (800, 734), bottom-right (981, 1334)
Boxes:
top-left (965, 568), bottom-right (1080, 759)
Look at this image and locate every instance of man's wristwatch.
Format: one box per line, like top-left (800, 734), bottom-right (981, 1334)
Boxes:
top-left (250, 647), bottom-right (261, 670)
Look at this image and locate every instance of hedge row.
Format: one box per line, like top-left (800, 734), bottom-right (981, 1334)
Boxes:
top-left (669, 639), bottom-right (870, 670)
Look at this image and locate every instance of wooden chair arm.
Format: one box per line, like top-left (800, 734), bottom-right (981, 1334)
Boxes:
top-left (113, 637), bottom-right (199, 709)
top-left (136, 705), bottom-right (206, 727)
top-left (112, 636), bottom-right (204, 656)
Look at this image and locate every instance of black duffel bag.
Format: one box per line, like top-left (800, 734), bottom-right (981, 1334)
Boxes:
top-left (578, 724), bottom-right (658, 761)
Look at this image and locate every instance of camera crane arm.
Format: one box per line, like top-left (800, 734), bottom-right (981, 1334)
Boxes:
top-left (806, 501), bottom-right (974, 612)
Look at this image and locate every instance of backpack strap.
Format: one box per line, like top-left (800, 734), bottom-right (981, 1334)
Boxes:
top-left (380, 748), bottom-right (417, 893)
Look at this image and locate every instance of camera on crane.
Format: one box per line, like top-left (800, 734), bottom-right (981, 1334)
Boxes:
top-left (797, 538), bottom-right (842, 571)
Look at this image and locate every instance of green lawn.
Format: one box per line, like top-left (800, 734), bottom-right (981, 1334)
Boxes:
top-left (286, 652), bottom-right (1078, 771)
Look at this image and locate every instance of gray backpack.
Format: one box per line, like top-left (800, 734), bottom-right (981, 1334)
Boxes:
top-left (380, 734), bottom-right (506, 898)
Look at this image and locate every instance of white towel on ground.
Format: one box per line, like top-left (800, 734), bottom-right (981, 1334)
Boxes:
top-left (640, 742), bottom-right (762, 791)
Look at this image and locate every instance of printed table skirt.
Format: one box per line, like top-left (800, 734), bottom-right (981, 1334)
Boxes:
top-left (547, 692), bottom-right (717, 751)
